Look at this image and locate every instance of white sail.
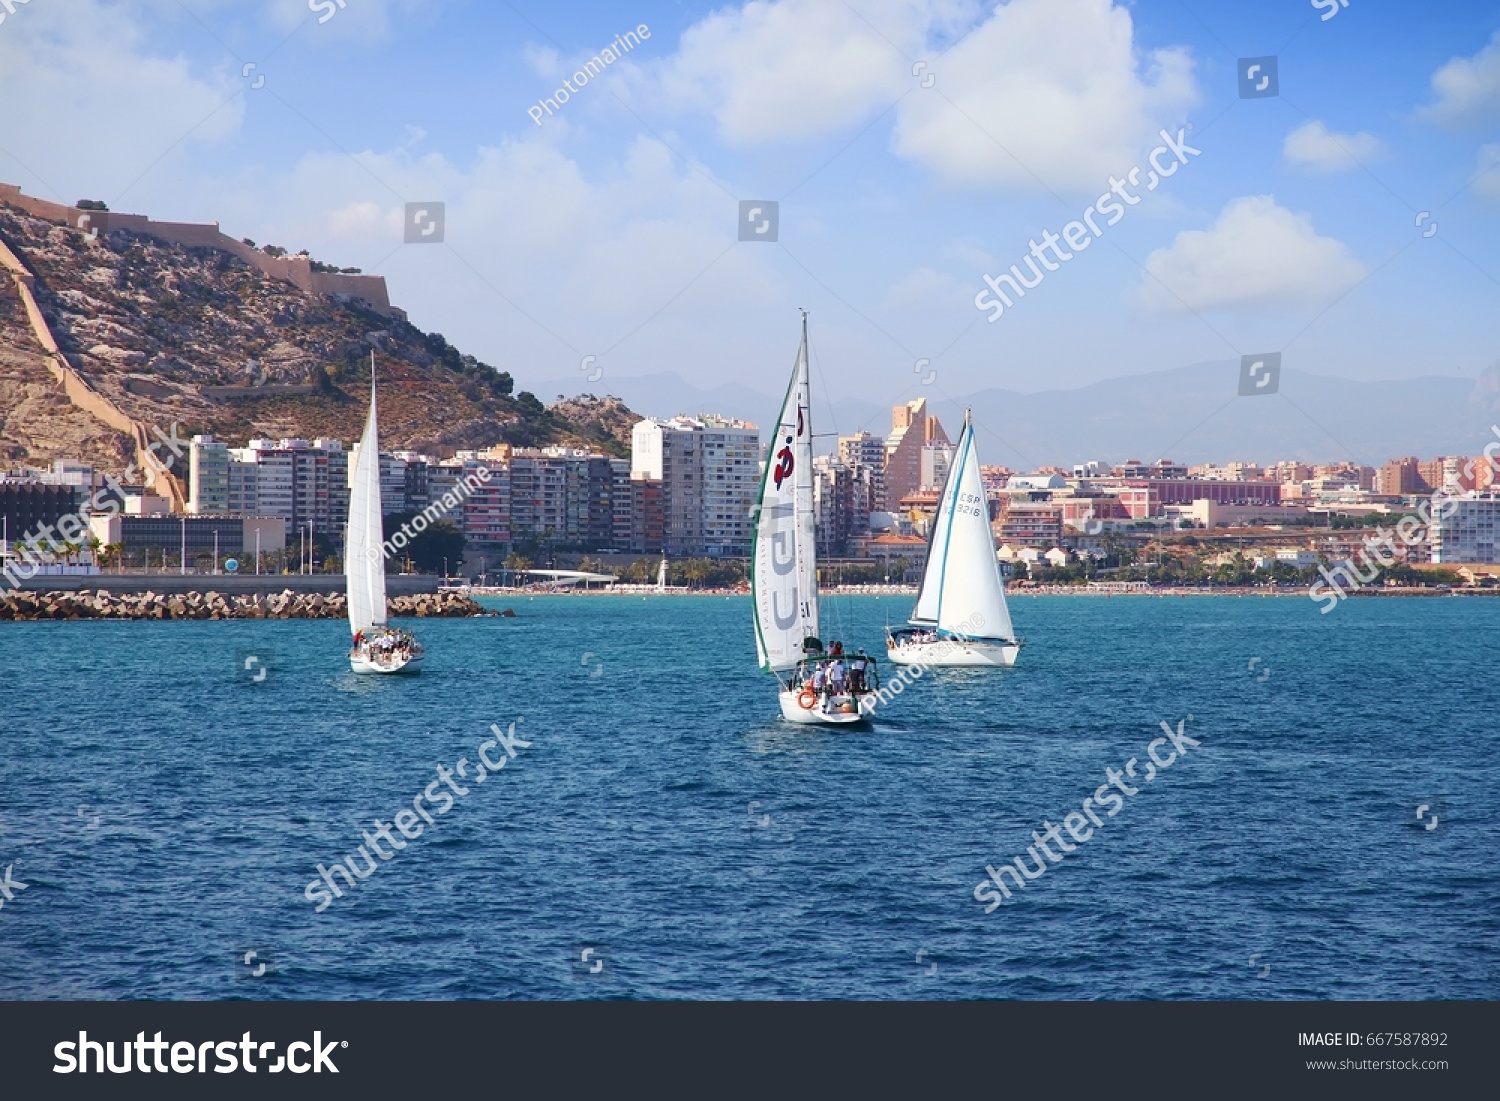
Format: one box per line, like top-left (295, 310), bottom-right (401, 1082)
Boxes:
top-left (751, 314), bottom-right (818, 671)
top-left (908, 470), bottom-right (953, 626)
top-left (345, 367), bottom-right (387, 636)
top-left (913, 412), bottom-right (1015, 642)
top-left (657, 557), bottom-right (667, 590)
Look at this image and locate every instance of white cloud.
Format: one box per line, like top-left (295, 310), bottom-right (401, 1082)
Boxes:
top-left (646, 0), bottom-right (955, 144)
top-left (891, 0), bottom-right (1198, 191)
top-left (1282, 120), bottom-right (1383, 174)
top-left (1418, 28), bottom-right (1500, 131)
top-left (0, 1), bottom-right (241, 204)
top-left (641, 0), bottom-right (1198, 192)
top-left (1136, 196), bottom-right (1366, 313)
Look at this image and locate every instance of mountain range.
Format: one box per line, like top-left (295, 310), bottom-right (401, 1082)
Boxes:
top-left (525, 361), bottom-right (1500, 468)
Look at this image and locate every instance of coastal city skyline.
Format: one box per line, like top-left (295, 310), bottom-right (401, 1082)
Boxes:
top-left (5, 393), bottom-right (1498, 585)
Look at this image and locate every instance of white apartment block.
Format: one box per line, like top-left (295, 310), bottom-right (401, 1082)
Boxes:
top-left (1430, 495), bottom-right (1500, 564)
top-left (632, 415), bottom-right (757, 556)
top-left (700, 416), bottom-right (758, 556)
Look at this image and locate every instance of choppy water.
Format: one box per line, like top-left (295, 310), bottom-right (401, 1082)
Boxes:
top-left (0, 593), bottom-right (1496, 999)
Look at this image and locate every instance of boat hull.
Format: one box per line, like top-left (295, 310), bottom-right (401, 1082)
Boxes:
top-left (887, 637), bottom-right (1020, 667)
top-left (350, 651), bottom-right (424, 675)
top-left (778, 688), bottom-right (876, 725)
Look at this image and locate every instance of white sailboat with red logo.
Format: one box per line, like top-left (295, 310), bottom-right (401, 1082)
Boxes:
top-left (750, 312), bottom-right (880, 724)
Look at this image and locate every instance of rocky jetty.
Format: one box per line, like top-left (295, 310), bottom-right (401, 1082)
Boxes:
top-left (0, 589), bottom-right (484, 621)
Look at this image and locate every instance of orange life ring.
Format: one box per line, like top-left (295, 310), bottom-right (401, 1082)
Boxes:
top-left (797, 686), bottom-right (819, 709)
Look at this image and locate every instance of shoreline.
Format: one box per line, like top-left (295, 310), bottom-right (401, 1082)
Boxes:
top-left (465, 584), bottom-right (1485, 599)
top-left (0, 589), bottom-right (484, 621)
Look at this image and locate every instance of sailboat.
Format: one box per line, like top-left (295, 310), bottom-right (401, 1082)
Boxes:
top-left (346, 355), bottom-right (423, 674)
top-left (751, 312), bottom-right (880, 724)
top-left (887, 409), bottom-right (1020, 667)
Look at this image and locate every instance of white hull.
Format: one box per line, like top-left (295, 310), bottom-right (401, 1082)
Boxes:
top-left (778, 688), bottom-right (876, 725)
top-left (350, 651), bottom-right (424, 675)
top-left (887, 638), bottom-right (1019, 667)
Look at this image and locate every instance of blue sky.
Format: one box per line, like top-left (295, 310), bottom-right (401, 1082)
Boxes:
top-left (0, 0), bottom-right (1496, 416)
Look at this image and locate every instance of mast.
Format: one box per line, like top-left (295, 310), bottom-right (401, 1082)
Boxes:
top-left (750, 310), bottom-right (819, 671)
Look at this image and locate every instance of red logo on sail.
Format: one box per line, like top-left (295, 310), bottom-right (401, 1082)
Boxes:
top-left (773, 436), bottom-right (794, 490)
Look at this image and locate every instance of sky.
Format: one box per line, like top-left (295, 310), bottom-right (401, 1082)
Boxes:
top-left (0, 0), bottom-right (1497, 424)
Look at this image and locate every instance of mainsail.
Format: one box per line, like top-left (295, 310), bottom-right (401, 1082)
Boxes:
top-left (751, 314), bottom-right (818, 671)
top-left (909, 412), bottom-right (1015, 642)
top-left (345, 365), bottom-right (388, 637)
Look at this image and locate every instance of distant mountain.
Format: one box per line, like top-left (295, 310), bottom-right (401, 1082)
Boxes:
top-left (926, 362), bottom-right (1500, 468)
top-left (535, 361), bottom-right (1500, 468)
top-left (524, 371), bottom-right (782, 429)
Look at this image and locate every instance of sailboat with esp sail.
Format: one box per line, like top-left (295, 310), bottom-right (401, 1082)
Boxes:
top-left (887, 409), bottom-right (1020, 667)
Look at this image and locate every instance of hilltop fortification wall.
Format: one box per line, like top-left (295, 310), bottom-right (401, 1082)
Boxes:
top-left (0, 182), bottom-right (399, 317)
top-left (0, 230), bottom-right (187, 509)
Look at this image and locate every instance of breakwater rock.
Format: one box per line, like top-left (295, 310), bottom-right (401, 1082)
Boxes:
top-left (0, 589), bottom-right (485, 621)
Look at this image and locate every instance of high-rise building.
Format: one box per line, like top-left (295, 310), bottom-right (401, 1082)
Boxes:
top-left (188, 435), bottom-right (230, 514)
top-left (812, 455), bottom-right (876, 557)
top-left (838, 430), bottom-right (886, 509)
top-left (227, 438), bottom-right (348, 535)
top-left (700, 416), bottom-right (758, 556)
top-left (919, 441), bottom-right (954, 492)
top-left (628, 476), bottom-right (665, 554)
top-left (632, 415), bottom-right (758, 556)
top-left (883, 399), bottom-right (949, 510)
top-left (1429, 495), bottom-right (1499, 563)
top-left (1376, 457), bottom-right (1423, 496)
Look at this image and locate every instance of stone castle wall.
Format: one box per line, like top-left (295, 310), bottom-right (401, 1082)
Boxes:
top-left (0, 182), bottom-right (398, 316)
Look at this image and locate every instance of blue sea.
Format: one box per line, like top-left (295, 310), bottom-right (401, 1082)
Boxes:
top-left (1, 593), bottom-right (1496, 1000)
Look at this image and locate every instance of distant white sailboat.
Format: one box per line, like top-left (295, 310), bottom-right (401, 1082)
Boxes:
top-left (657, 557), bottom-right (668, 590)
top-left (751, 312), bottom-right (880, 724)
top-left (346, 355), bottom-right (423, 674)
top-left (888, 409), bottom-right (1020, 667)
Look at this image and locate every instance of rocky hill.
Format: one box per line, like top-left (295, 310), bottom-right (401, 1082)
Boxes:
top-left (0, 197), bottom-right (632, 481)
